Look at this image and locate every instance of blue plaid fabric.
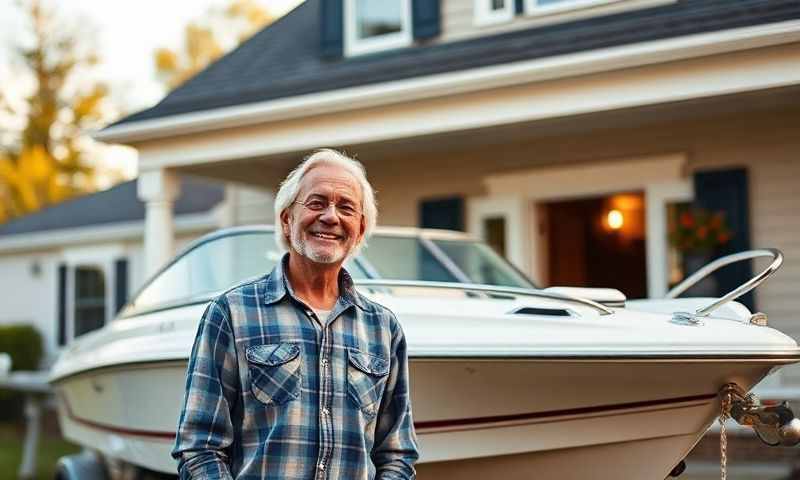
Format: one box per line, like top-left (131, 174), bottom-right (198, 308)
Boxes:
top-left (172, 254), bottom-right (419, 479)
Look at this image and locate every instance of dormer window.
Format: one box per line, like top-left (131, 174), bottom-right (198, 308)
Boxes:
top-left (474, 0), bottom-right (640, 26)
top-left (524, 0), bottom-right (625, 16)
top-left (474, 0), bottom-right (514, 26)
top-left (344, 0), bottom-right (412, 56)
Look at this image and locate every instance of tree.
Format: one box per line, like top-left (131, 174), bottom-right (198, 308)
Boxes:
top-left (0, 0), bottom-right (118, 223)
top-left (155, 0), bottom-right (274, 90)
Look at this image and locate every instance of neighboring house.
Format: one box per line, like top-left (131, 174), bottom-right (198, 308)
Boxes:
top-left (0, 177), bottom-right (272, 364)
top-left (94, 1), bottom-right (799, 475)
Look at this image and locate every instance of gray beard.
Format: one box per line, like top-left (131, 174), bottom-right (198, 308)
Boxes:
top-left (290, 229), bottom-right (346, 264)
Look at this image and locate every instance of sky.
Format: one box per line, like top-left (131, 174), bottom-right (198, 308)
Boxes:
top-left (0, 0), bottom-right (303, 183)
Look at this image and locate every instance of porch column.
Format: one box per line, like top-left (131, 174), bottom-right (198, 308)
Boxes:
top-left (138, 169), bottom-right (181, 277)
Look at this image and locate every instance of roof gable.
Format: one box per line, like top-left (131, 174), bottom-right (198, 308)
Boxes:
top-left (0, 176), bottom-right (224, 237)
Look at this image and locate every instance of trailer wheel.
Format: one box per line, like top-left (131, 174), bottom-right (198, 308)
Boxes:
top-left (55, 450), bottom-right (109, 480)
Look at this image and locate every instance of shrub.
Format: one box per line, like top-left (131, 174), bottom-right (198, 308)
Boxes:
top-left (0, 324), bottom-right (44, 371)
top-left (0, 325), bottom-right (44, 421)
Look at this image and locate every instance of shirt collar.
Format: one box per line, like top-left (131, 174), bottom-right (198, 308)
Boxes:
top-left (262, 253), bottom-right (367, 312)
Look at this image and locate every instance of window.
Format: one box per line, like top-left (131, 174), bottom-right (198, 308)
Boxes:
top-left (483, 216), bottom-right (506, 257)
top-left (474, 0), bottom-right (514, 26)
top-left (344, 0), bottom-right (412, 56)
top-left (73, 266), bottom-right (106, 337)
top-left (524, 0), bottom-right (623, 16)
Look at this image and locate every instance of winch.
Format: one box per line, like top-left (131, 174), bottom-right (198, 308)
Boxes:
top-left (715, 382), bottom-right (800, 480)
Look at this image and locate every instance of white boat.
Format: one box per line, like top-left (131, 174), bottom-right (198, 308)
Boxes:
top-left (49, 226), bottom-right (800, 479)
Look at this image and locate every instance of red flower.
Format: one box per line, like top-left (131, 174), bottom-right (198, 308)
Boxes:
top-left (680, 212), bottom-right (694, 228)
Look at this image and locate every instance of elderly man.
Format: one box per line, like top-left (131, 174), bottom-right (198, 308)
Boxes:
top-left (172, 149), bottom-right (419, 480)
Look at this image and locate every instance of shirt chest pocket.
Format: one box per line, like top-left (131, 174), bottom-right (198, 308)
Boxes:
top-left (346, 348), bottom-right (390, 418)
top-left (245, 343), bottom-right (302, 406)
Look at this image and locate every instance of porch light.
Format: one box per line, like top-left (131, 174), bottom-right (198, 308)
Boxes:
top-left (607, 209), bottom-right (624, 230)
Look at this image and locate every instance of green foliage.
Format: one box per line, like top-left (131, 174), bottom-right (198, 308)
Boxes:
top-left (0, 325), bottom-right (44, 421)
top-left (669, 205), bottom-right (732, 254)
top-left (0, 324), bottom-right (43, 371)
top-left (0, 421), bottom-right (81, 480)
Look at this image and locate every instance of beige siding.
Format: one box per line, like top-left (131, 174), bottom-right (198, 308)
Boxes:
top-left (438, 0), bottom-right (675, 44)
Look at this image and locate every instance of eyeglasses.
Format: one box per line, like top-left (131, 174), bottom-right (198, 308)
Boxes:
top-left (294, 199), bottom-right (362, 218)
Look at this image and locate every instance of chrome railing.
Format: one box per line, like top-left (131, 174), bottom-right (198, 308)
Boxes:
top-left (354, 279), bottom-right (615, 315)
top-left (666, 248), bottom-right (783, 318)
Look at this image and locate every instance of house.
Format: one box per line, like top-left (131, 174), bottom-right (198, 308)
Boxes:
top-left (93, 1), bottom-right (800, 476)
top-left (0, 177), bottom-right (272, 363)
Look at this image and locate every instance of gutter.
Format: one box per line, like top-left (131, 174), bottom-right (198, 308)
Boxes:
top-left (0, 212), bottom-right (218, 254)
top-left (94, 19), bottom-right (800, 144)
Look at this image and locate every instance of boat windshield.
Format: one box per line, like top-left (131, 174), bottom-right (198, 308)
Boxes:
top-left (127, 230), bottom-right (534, 314)
top-left (356, 235), bottom-right (534, 289)
top-left (430, 239), bottom-right (534, 288)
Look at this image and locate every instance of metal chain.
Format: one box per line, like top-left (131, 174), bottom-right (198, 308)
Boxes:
top-left (719, 391), bottom-right (732, 480)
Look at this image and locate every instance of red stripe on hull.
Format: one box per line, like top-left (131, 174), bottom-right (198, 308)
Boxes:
top-left (60, 392), bottom-right (717, 440)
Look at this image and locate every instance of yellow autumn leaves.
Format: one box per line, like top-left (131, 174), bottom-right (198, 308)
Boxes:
top-left (154, 0), bottom-right (274, 90)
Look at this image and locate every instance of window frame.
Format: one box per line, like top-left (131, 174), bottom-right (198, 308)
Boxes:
top-left (72, 265), bottom-right (108, 339)
top-left (344, 0), bottom-right (413, 57)
top-left (524, 0), bottom-right (627, 18)
top-left (474, 0), bottom-right (515, 27)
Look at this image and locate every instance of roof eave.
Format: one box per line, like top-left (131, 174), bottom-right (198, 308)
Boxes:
top-left (94, 19), bottom-right (800, 145)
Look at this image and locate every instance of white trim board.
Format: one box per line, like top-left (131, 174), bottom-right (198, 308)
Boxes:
top-left (95, 20), bottom-right (800, 145)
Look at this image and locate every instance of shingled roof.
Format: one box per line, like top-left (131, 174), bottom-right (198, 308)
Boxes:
top-left (0, 176), bottom-right (224, 237)
top-left (111, 0), bottom-right (800, 127)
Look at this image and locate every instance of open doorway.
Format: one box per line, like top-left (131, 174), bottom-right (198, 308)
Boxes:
top-left (543, 192), bottom-right (647, 298)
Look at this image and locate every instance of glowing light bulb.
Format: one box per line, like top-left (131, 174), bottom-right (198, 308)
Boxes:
top-left (607, 209), bottom-right (624, 230)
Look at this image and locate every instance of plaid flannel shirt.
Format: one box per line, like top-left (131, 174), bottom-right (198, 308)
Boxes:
top-left (172, 254), bottom-right (419, 479)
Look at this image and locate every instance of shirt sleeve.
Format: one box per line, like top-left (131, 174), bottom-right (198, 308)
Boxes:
top-left (371, 317), bottom-right (420, 480)
top-left (171, 299), bottom-right (240, 480)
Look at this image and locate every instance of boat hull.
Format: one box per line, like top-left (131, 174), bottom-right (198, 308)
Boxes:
top-left (53, 356), bottom-right (786, 478)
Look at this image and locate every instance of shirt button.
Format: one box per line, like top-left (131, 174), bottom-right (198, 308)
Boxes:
top-left (321, 359), bottom-right (328, 367)
top-left (322, 408), bottom-right (330, 416)
top-left (319, 463), bottom-right (326, 471)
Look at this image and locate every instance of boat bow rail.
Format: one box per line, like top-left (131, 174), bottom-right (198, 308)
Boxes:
top-left (667, 249), bottom-right (783, 326)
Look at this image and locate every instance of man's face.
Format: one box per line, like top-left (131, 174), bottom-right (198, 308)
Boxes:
top-left (282, 164), bottom-right (365, 265)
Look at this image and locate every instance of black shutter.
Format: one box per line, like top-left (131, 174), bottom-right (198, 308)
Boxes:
top-left (693, 168), bottom-right (754, 309)
top-left (420, 196), bottom-right (465, 231)
top-left (412, 0), bottom-right (441, 40)
top-left (114, 258), bottom-right (128, 314)
top-left (320, 0), bottom-right (344, 58)
top-left (515, 0), bottom-right (525, 15)
top-left (57, 264), bottom-right (67, 346)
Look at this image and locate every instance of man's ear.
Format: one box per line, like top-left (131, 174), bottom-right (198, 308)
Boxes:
top-left (280, 210), bottom-right (290, 237)
top-left (358, 216), bottom-right (366, 242)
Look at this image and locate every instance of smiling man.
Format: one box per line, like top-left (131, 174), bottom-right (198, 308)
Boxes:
top-left (172, 149), bottom-right (419, 480)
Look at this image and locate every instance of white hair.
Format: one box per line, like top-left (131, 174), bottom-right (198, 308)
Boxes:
top-left (274, 148), bottom-right (377, 255)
